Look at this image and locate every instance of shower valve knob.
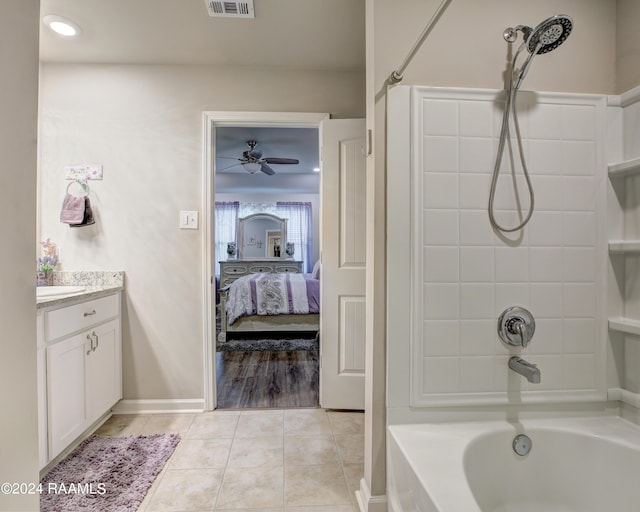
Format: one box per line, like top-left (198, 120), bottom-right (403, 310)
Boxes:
top-left (498, 306), bottom-right (535, 348)
top-left (505, 317), bottom-right (525, 334)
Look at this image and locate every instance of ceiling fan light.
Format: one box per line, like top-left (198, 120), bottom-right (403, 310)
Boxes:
top-left (243, 162), bottom-right (262, 174)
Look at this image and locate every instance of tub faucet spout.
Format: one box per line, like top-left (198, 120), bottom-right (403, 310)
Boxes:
top-left (509, 356), bottom-right (541, 384)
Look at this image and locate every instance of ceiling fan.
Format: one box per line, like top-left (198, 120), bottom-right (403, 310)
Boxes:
top-left (219, 140), bottom-right (299, 175)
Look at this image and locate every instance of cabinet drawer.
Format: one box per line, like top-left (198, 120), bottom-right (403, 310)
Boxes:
top-left (220, 277), bottom-right (237, 287)
top-left (249, 264), bottom-right (275, 274)
top-left (45, 294), bottom-right (119, 342)
top-left (274, 264), bottom-right (300, 273)
top-left (222, 264), bottom-right (248, 275)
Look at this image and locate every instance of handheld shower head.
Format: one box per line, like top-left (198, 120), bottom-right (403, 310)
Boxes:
top-left (491, 14), bottom-right (574, 233)
top-left (504, 14), bottom-right (574, 88)
top-left (503, 15), bottom-right (573, 54)
top-left (526, 14), bottom-right (573, 54)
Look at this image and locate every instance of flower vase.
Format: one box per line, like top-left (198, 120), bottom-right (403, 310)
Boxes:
top-left (37, 271), bottom-right (53, 287)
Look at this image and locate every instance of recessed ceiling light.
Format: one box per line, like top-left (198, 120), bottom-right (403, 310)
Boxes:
top-left (313, 167), bottom-right (320, 172)
top-left (43, 15), bottom-right (82, 37)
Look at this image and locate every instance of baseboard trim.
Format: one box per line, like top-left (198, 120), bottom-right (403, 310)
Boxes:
top-left (112, 399), bottom-right (205, 414)
top-left (356, 477), bottom-right (387, 512)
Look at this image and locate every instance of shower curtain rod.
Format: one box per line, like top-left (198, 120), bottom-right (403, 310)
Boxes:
top-left (388, 0), bottom-right (453, 84)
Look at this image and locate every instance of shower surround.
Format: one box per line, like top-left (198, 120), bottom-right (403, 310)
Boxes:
top-left (387, 86), bottom-right (608, 413)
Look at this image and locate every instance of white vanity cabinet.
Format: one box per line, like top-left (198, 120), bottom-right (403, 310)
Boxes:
top-left (38, 292), bottom-right (122, 465)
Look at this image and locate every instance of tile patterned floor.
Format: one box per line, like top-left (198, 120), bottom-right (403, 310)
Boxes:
top-left (95, 408), bottom-right (364, 511)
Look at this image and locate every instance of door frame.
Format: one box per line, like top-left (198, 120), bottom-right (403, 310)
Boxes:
top-left (202, 111), bottom-right (329, 410)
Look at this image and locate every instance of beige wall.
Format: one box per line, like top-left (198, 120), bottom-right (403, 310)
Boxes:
top-left (617, 0), bottom-right (640, 93)
top-left (38, 64), bottom-right (364, 401)
top-left (0, 1), bottom-right (40, 510)
top-left (374, 0), bottom-right (616, 94)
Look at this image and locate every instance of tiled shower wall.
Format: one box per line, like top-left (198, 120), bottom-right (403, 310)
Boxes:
top-left (387, 87), bottom-right (608, 409)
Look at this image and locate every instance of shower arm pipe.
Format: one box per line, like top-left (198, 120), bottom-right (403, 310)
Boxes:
top-left (388, 0), bottom-right (453, 85)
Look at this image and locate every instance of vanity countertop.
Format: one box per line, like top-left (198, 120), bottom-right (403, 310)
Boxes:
top-left (36, 284), bottom-right (124, 309)
top-left (36, 270), bottom-right (124, 309)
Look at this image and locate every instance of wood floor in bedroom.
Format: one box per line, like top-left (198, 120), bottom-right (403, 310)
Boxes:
top-left (215, 350), bottom-right (319, 409)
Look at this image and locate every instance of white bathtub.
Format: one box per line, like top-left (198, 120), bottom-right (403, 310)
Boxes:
top-left (388, 417), bottom-right (640, 512)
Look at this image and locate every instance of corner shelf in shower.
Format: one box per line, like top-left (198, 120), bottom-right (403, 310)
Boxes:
top-left (608, 159), bottom-right (640, 335)
top-left (608, 159), bottom-right (640, 252)
top-left (609, 241), bottom-right (640, 254)
top-left (609, 317), bottom-right (640, 336)
top-left (608, 157), bottom-right (640, 178)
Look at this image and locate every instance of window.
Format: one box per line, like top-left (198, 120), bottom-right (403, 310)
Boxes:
top-left (214, 201), bottom-right (239, 275)
top-left (276, 202), bottom-right (312, 272)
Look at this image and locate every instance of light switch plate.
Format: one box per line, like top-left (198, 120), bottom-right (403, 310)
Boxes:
top-left (179, 211), bottom-right (199, 230)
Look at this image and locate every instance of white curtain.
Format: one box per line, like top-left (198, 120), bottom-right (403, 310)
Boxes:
top-left (276, 202), bottom-right (313, 272)
top-left (214, 201), bottom-right (239, 275)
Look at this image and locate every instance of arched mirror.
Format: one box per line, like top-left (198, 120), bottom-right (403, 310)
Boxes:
top-left (236, 213), bottom-right (288, 259)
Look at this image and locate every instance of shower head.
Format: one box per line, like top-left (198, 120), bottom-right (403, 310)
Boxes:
top-left (503, 14), bottom-right (574, 89)
top-left (526, 14), bottom-right (573, 54)
top-left (503, 15), bottom-right (573, 54)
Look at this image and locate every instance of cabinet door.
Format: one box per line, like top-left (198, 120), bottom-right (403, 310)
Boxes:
top-left (47, 332), bottom-right (90, 460)
top-left (86, 319), bottom-right (121, 423)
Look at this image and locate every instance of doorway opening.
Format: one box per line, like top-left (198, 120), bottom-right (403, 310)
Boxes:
top-left (215, 126), bottom-right (321, 409)
top-left (202, 112), bottom-right (329, 411)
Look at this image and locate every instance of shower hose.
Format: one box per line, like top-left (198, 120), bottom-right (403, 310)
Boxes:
top-left (488, 42), bottom-right (542, 233)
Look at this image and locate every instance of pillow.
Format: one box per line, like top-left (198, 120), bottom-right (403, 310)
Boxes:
top-left (311, 260), bottom-right (321, 279)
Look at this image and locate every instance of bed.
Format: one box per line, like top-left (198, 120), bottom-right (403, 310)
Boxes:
top-left (217, 272), bottom-right (320, 342)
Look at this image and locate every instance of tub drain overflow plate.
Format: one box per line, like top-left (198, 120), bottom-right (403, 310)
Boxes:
top-left (512, 434), bottom-right (532, 456)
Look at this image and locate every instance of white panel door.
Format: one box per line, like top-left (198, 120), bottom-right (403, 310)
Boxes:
top-left (320, 119), bottom-right (366, 410)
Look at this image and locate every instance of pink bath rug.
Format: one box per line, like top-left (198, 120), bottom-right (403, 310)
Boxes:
top-left (40, 433), bottom-right (180, 512)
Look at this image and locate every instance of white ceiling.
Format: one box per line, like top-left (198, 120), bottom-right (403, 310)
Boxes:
top-left (38, 0), bottom-right (359, 195)
top-left (39, 0), bottom-right (365, 70)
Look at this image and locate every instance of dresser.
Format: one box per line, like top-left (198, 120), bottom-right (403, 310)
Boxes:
top-left (219, 259), bottom-right (304, 287)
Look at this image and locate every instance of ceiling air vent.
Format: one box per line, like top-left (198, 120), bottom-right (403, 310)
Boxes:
top-left (205, 0), bottom-right (255, 18)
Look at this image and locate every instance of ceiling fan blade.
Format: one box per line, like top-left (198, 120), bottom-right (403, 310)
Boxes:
top-left (263, 157), bottom-right (299, 165)
top-left (217, 162), bottom-right (243, 171)
top-left (260, 163), bottom-right (276, 175)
